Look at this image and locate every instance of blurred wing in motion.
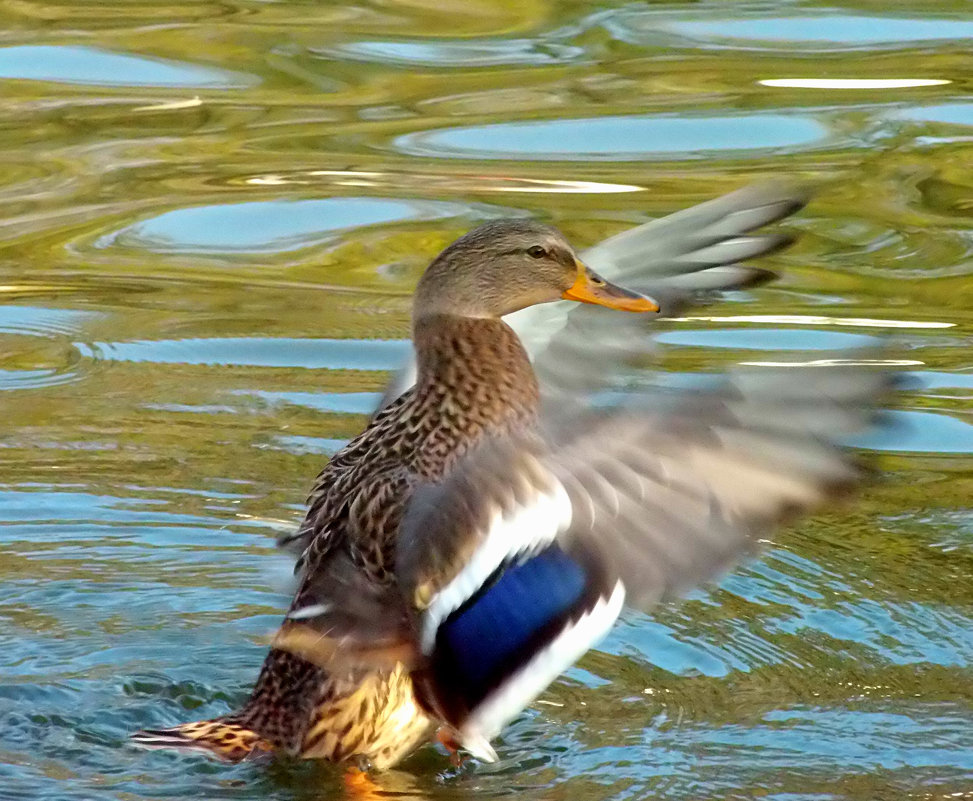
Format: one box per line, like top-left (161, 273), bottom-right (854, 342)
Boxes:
top-left (391, 356), bottom-right (897, 761)
top-left (374, 182), bottom-right (809, 413)
top-left (578, 181), bottom-right (808, 298)
top-left (273, 549), bottom-right (419, 674)
top-left (275, 298), bottom-right (898, 760)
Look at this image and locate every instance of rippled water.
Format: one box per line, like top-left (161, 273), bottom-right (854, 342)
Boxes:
top-left (1, 2), bottom-right (971, 800)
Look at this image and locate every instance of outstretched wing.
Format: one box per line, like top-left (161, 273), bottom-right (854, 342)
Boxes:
top-left (274, 304), bottom-right (898, 760)
top-left (393, 355), bottom-right (897, 760)
top-left (374, 182), bottom-right (808, 413)
top-left (578, 181), bottom-right (807, 295)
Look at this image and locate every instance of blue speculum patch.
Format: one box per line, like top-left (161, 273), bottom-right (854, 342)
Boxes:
top-left (437, 545), bottom-right (588, 689)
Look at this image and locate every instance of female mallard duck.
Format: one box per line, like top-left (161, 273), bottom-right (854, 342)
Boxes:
top-left (132, 184), bottom-right (893, 769)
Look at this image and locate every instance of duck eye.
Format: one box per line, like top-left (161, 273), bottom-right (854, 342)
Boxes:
top-left (526, 245), bottom-right (547, 259)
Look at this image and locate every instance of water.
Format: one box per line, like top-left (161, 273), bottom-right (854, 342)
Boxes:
top-left (0, 1), bottom-right (971, 799)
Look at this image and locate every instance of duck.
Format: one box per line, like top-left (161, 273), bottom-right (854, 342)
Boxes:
top-left (131, 183), bottom-right (893, 770)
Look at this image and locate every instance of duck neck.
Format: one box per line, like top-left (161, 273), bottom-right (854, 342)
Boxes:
top-left (412, 314), bottom-right (540, 432)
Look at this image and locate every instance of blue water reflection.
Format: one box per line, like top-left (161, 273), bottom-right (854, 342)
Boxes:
top-left (396, 113), bottom-right (830, 160)
top-left (0, 45), bottom-right (255, 88)
top-left (659, 15), bottom-right (973, 46)
top-left (99, 198), bottom-right (467, 254)
top-left (852, 410), bottom-right (973, 454)
top-left (892, 103), bottom-right (973, 126)
top-left (656, 328), bottom-right (877, 350)
top-left (234, 390), bottom-right (382, 414)
top-left (322, 39), bottom-right (585, 67)
top-left (75, 337), bottom-right (410, 370)
top-left (0, 305), bottom-right (98, 336)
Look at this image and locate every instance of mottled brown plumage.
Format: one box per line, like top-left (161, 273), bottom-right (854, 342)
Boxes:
top-left (296, 315), bottom-right (541, 584)
top-left (254, 315), bottom-right (541, 768)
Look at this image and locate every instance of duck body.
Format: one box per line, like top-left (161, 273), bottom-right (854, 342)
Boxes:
top-left (134, 313), bottom-right (544, 767)
top-left (131, 190), bottom-right (882, 771)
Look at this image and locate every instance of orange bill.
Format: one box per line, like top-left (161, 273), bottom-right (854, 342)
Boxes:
top-left (561, 261), bottom-right (659, 313)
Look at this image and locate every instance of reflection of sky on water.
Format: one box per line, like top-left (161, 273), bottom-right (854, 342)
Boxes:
top-left (891, 103), bottom-right (973, 126)
top-left (696, 707), bottom-right (973, 771)
top-left (616, 543), bottom-right (973, 679)
top-left (0, 305), bottom-right (99, 336)
top-left (917, 371), bottom-right (973, 389)
top-left (851, 410), bottom-right (973, 454)
top-left (620, 597), bottom-right (971, 676)
top-left (0, 45), bottom-right (255, 88)
top-left (232, 389), bottom-right (382, 415)
top-left (0, 368), bottom-right (77, 392)
top-left (99, 198), bottom-right (467, 254)
top-left (0, 307), bottom-right (102, 391)
top-left (320, 38), bottom-right (584, 67)
top-left (661, 15), bottom-right (973, 46)
top-left (270, 435), bottom-right (350, 456)
top-left (396, 113), bottom-right (829, 160)
top-left (656, 328), bottom-right (877, 350)
top-left (75, 337), bottom-right (411, 371)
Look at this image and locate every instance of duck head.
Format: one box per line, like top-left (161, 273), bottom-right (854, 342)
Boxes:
top-left (413, 219), bottom-right (659, 320)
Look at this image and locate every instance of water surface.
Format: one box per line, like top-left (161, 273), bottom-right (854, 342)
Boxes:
top-left (0, 2), bottom-right (970, 800)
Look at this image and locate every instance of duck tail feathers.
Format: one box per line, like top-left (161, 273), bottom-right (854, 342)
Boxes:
top-left (131, 718), bottom-right (274, 762)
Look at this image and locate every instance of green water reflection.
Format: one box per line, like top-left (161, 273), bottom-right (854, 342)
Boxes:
top-left (0, 1), bottom-right (970, 800)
